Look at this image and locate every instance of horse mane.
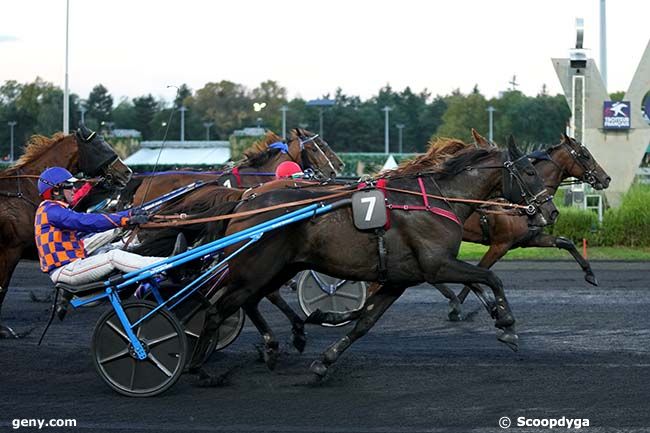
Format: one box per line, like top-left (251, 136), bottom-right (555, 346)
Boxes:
top-left (386, 137), bottom-right (475, 176)
top-left (6, 133), bottom-right (67, 172)
top-left (243, 131), bottom-right (284, 158)
top-left (386, 137), bottom-right (498, 179)
top-left (239, 131), bottom-right (285, 168)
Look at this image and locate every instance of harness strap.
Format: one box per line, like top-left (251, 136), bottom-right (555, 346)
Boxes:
top-left (231, 167), bottom-right (242, 188)
top-left (376, 229), bottom-right (388, 283)
top-left (385, 178), bottom-right (462, 226)
top-left (479, 212), bottom-right (491, 243)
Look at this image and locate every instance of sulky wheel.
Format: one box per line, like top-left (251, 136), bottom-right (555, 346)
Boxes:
top-left (297, 270), bottom-right (367, 327)
top-left (175, 296), bottom-right (246, 361)
top-left (91, 300), bottom-right (187, 397)
top-left (213, 308), bottom-right (246, 351)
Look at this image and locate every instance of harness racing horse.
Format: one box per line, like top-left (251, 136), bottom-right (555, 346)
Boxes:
top-left (0, 127), bottom-right (132, 338)
top-left (185, 138), bottom-right (558, 380)
top-left (429, 133), bottom-right (611, 320)
top-left (126, 128), bottom-right (343, 208)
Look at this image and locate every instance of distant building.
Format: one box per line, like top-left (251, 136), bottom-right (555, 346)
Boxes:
top-left (125, 140), bottom-right (231, 167)
top-left (111, 129), bottom-right (142, 139)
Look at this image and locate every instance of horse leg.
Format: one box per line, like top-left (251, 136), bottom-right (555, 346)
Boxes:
top-left (310, 285), bottom-right (407, 378)
top-left (0, 249), bottom-right (22, 339)
top-left (521, 233), bottom-right (597, 286)
top-left (434, 257), bottom-right (518, 351)
top-left (305, 281), bottom-right (385, 326)
top-left (456, 242), bottom-right (511, 316)
top-left (433, 283), bottom-right (463, 321)
top-left (242, 301), bottom-right (281, 370)
top-left (266, 289), bottom-right (307, 353)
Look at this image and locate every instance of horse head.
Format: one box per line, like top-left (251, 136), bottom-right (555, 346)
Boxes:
top-left (505, 135), bottom-right (558, 226)
top-left (549, 134), bottom-right (611, 190)
top-left (75, 125), bottom-right (132, 189)
top-left (289, 128), bottom-right (344, 178)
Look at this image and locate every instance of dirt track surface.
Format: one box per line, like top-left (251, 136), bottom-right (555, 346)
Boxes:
top-left (1, 260), bottom-right (650, 433)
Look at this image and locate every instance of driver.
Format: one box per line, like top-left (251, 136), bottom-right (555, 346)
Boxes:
top-left (34, 167), bottom-right (167, 286)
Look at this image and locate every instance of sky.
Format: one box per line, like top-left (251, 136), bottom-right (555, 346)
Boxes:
top-left (1, 0), bottom-right (649, 105)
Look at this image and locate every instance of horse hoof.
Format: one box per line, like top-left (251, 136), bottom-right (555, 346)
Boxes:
top-left (264, 346), bottom-right (279, 371)
top-left (446, 300), bottom-right (462, 321)
top-left (497, 331), bottom-right (519, 352)
top-left (305, 309), bottom-right (326, 325)
top-left (0, 324), bottom-right (19, 339)
top-left (310, 360), bottom-right (328, 378)
top-left (292, 331), bottom-right (307, 353)
top-left (495, 312), bottom-right (515, 329)
top-left (585, 273), bottom-right (598, 286)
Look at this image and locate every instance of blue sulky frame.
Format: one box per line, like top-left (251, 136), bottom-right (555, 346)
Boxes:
top-left (69, 199), bottom-right (351, 361)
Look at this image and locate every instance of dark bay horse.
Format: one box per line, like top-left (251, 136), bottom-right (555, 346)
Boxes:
top-left (0, 128), bottom-right (132, 338)
top-left (186, 139), bottom-right (558, 378)
top-left (127, 128), bottom-right (343, 208)
top-left (431, 133), bottom-right (611, 320)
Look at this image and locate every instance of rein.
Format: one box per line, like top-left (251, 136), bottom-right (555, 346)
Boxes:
top-left (381, 185), bottom-right (532, 210)
top-left (142, 170), bottom-right (532, 228)
top-left (142, 190), bottom-right (354, 228)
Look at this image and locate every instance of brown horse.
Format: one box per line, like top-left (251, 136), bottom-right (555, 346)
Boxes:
top-left (134, 135), bottom-right (545, 366)
top-left (184, 138), bottom-right (558, 380)
top-left (0, 128), bottom-right (132, 338)
top-left (128, 128), bottom-right (343, 208)
top-left (431, 133), bottom-right (611, 320)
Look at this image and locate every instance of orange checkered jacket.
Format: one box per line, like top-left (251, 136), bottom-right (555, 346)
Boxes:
top-left (34, 200), bottom-right (131, 274)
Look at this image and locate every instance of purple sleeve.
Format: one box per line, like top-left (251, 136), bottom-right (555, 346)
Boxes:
top-left (46, 205), bottom-right (131, 232)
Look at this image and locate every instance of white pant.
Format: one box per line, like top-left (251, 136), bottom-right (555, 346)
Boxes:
top-left (50, 250), bottom-right (165, 286)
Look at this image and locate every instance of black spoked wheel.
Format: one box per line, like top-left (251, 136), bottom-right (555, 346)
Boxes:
top-left (175, 294), bottom-right (245, 362)
top-left (214, 308), bottom-right (246, 351)
top-left (91, 300), bottom-right (187, 397)
top-left (297, 270), bottom-right (367, 327)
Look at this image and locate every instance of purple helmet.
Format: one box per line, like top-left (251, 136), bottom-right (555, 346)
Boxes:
top-left (38, 167), bottom-right (78, 196)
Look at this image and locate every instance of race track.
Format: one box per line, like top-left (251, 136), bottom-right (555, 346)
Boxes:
top-left (1, 260), bottom-right (649, 433)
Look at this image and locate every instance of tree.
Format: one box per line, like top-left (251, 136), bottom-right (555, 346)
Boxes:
top-left (132, 95), bottom-right (159, 139)
top-left (437, 89), bottom-right (488, 142)
top-left (251, 80), bottom-right (287, 132)
top-left (192, 81), bottom-right (253, 139)
top-left (86, 84), bottom-right (113, 129)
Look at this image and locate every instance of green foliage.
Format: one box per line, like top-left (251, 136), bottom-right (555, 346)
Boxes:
top-left (546, 206), bottom-right (599, 244)
top-left (545, 186), bottom-right (650, 247)
top-left (86, 84), bottom-right (113, 129)
top-left (437, 89), bottom-right (488, 142)
top-left (609, 91), bottom-right (625, 102)
top-left (599, 185), bottom-right (650, 247)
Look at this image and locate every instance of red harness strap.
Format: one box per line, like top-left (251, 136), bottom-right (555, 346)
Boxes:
top-left (231, 167), bottom-right (242, 188)
top-left (357, 177), bottom-right (461, 229)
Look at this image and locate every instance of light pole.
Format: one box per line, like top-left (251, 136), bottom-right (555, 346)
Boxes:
top-left (486, 106), bottom-right (496, 142)
top-left (382, 106), bottom-right (392, 154)
top-left (256, 117), bottom-right (263, 128)
top-left (396, 123), bottom-right (405, 153)
top-left (203, 122), bottom-right (213, 141)
top-left (280, 105), bottom-right (288, 139)
top-left (8, 121), bottom-right (17, 162)
top-left (179, 106), bottom-right (188, 142)
top-left (306, 99), bottom-right (335, 139)
top-left (63, 0), bottom-right (70, 134)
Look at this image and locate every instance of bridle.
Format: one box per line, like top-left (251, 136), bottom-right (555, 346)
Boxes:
top-left (558, 139), bottom-right (599, 186)
top-left (531, 140), bottom-right (600, 188)
top-left (468, 151), bottom-right (554, 216)
top-left (297, 133), bottom-right (339, 178)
